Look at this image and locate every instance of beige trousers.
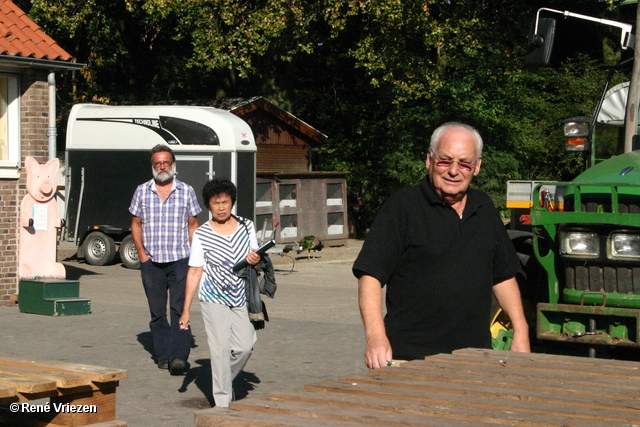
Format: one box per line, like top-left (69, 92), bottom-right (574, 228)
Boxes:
top-left (201, 302), bottom-right (257, 407)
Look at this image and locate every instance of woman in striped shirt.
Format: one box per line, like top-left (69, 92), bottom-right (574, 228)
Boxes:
top-left (180, 178), bottom-right (260, 408)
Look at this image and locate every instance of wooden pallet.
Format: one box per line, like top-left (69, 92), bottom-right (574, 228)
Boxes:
top-left (196, 348), bottom-right (640, 426)
top-left (0, 353), bottom-right (127, 426)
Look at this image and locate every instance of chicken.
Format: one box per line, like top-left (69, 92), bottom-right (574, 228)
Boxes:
top-left (298, 235), bottom-right (324, 259)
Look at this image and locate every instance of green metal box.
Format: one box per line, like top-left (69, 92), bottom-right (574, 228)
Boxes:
top-left (18, 279), bottom-right (91, 316)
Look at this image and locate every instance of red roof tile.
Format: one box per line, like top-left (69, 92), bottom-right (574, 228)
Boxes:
top-left (0, 0), bottom-right (73, 61)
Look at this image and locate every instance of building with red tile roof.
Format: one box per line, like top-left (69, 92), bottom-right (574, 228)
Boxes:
top-left (0, 0), bottom-right (79, 66)
top-left (0, 0), bottom-right (82, 304)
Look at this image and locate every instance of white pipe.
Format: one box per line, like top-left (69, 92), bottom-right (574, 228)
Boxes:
top-left (47, 71), bottom-right (56, 159)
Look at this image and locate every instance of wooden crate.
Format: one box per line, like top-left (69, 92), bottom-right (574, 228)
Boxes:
top-left (196, 348), bottom-right (640, 426)
top-left (0, 353), bottom-right (127, 426)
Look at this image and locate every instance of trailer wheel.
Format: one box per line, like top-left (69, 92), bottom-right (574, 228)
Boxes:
top-left (119, 234), bottom-right (140, 269)
top-left (83, 231), bottom-right (116, 266)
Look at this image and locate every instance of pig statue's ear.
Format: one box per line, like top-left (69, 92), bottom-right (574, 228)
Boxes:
top-left (24, 156), bottom-right (39, 173)
top-left (44, 157), bottom-right (60, 174)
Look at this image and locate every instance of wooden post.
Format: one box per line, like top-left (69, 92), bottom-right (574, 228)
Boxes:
top-left (624, 3), bottom-right (640, 153)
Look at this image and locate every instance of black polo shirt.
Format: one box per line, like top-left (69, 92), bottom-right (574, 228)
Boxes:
top-left (353, 177), bottom-right (520, 359)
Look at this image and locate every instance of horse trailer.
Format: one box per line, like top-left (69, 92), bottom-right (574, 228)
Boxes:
top-left (62, 104), bottom-right (256, 268)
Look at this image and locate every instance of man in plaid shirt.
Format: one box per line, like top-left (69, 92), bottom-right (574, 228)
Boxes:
top-left (130, 144), bottom-right (202, 375)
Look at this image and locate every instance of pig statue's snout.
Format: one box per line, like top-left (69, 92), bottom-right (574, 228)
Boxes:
top-left (38, 179), bottom-right (54, 197)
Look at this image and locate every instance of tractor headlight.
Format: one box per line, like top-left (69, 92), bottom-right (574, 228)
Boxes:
top-left (562, 117), bottom-right (591, 152)
top-left (562, 119), bottom-right (590, 138)
top-left (560, 231), bottom-right (599, 257)
top-left (608, 233), bottom-right (640, 260)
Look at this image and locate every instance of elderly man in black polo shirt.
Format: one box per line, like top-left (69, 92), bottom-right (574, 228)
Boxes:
top-left (353, 122), bottom-right (530, 368)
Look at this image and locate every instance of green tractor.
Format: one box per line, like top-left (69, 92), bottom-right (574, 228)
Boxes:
top-left (530, 157), bottom-right (640, 357)
top-left (497, 2), bottom-right (640, 358)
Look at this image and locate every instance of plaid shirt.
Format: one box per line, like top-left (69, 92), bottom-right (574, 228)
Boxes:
top-left (129, 178), bottom-right (202, 263)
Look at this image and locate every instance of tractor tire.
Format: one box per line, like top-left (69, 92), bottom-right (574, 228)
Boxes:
top-left (83, 231), bottom-right (117, 266)
top-left (119, 234), bottom-right (140, 269)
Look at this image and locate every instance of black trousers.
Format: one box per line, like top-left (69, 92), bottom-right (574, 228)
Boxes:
top-left (140, 257), bottom-right (192, 362)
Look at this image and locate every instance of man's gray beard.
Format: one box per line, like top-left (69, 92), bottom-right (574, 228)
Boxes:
top-left (152, 166), bottom-right (176, 183)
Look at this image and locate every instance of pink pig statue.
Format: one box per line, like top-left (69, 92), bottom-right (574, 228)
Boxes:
top-left (18, 156), bottom-right (66, 279)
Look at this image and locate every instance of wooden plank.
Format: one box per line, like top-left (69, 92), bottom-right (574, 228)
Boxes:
top-left (0, 365), bottom-right (90, 389)
top-left (451, 347), bottom-right (640, 371)
top-left (198, 349), bottom-right (640, 427)
top-left (49, 386), bottom-right (117, 426)
top-left (0, 354), bottom-right (128, 383)
top-left (376, 360), bottom-right (640, 398)
top-left (197, 406), bottom-right (364, 426)
top-left (391, 355), bottom-right (640, 384)
top-left (420, 350), bottom-right (640, 380)
top-left (410, 355), bottom-right (640, 381)
top-left (228, 397), bottom-right (504, 426)
top-left (305, 379), bottom-right (640, 425)
top-left (0, 383), bottom-right (119, 404)
top-left (433, 350), bottom-right (640, 376)
top-left (84, 422), bottom-right (128, 427)
top-left (336, 372), bottom-right (627, 414)
top-left (454, 347), bottom-right (640, 370)
top-left (270, 388), bottom-right (636, 427)
top-left (372, 362), bottom-right (640, 405)
top-left (0, 371), bottom-right (57, 394)
top-left (0, 384), bottom-right (16, 399)
top-left (0, 411), bottom-right (127, 427)
top-left (334, 373), bottom-right (640, 415)
top-left (0, 387), bottom-right (119, 427)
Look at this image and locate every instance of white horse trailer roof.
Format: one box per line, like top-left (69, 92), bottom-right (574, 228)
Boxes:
top-left (597, 81), bottom-right (628, 126)
top-left (66, 104), bottom-right (256, 152)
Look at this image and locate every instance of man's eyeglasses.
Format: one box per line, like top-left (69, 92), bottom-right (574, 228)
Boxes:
top-left (153, 161), bottom-right (173, 169)
top-left (431, 154), bottom-right (477, 172)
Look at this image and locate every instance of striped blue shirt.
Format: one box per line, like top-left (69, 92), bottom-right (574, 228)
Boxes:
top-left (129, 178), bottom-right (202, 263)
top-left (189, 217), bottom-right (258, 307)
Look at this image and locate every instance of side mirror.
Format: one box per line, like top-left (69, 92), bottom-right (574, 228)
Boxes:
top-left (524, 18), bottom-right (557, 67)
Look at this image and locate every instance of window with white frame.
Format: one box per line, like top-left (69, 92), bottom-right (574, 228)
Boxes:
top-left (0, 74), bottom-right (20, 178)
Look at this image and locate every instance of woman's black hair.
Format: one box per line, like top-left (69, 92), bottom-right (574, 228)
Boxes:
top-left (202, 178), bottom-right (237, 208)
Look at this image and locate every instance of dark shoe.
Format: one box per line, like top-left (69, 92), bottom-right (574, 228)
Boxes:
top-left (169, 358), bottom-right (187, 375)
top-left (157, 359), bottom-right (169, 370)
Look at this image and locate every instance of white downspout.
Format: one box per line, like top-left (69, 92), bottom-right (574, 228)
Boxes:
top-left (47, 71), bottom-right (56, 159)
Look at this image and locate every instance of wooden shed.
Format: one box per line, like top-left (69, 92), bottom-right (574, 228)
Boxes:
top-left (213, 97), bottom-right (349, 246)
top-left (255, 171), bottom-right (349, 246)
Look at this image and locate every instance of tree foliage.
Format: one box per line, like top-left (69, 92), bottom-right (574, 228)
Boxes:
top-left (21, 0), bottom-right (630, 236)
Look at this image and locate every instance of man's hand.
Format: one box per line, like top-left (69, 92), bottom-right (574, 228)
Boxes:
top-left (509, 329), bottom-right (531, 353)
top-left (493, 277), bottom-right (531, 353)
top-left (358, 274), bottom-right (393, 368)
top-left (364, 334), bottom-right (393, 369)
top-left (130, 216), bottom-right (149, 263)
top-left (138, 252), bottom-right (150, 264)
